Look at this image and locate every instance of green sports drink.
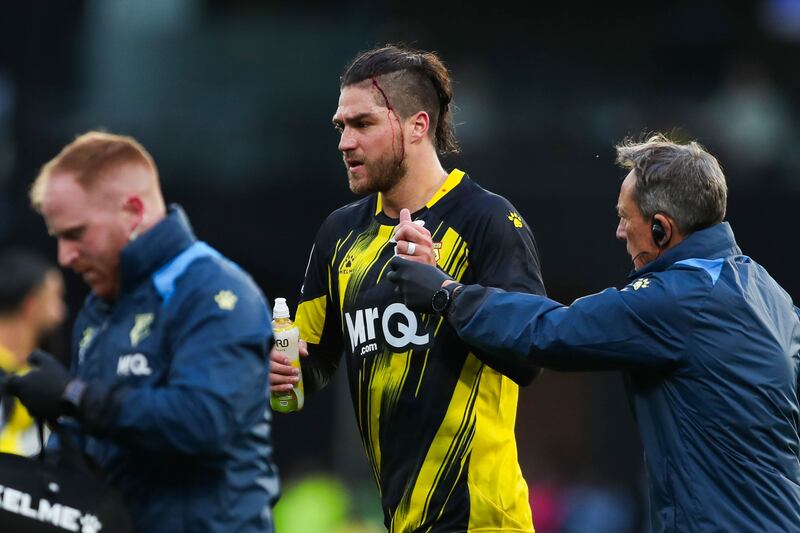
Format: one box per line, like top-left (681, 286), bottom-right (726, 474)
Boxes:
top-left (270, 298), bottom-right (304, 413)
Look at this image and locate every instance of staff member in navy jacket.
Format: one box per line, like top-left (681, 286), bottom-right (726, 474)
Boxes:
top-left (388, 134), bottom-right (800, 532)
top-left (9, 131), bottom-right (279, 532)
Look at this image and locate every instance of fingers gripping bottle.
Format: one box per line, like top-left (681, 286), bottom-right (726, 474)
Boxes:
top-left (270, 298), bottom-right (304, 412)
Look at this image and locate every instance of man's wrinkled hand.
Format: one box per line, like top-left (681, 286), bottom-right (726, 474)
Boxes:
top-left (386, 256), bottom-right (453, 313)
top-left (7, 350), bottom-right (71, 420)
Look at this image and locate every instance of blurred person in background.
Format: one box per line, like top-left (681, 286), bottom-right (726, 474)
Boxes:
top-left (8, 131), bottom-right (279, 532)
top-left (270, 44), bottom-right (546, 532)
top-left (388, 134), bottom-right (800, 532)
top-left (0, 248), bottom-right (66, 456)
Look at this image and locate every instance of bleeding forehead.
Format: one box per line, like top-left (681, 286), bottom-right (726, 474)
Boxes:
top-left (335, 84), bottom-right (383, 119)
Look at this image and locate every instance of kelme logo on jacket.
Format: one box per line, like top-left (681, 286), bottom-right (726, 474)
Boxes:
top-left (214, 290), bottom-right (238, 311)
top-left (623, 278), bottom-right (651, 291)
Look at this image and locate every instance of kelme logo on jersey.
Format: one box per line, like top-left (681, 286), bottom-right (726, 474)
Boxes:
top-left (345, 303), bottom-right (430, 355)
top-left (339, 252), bottom-right (356, 275)
top-left (507, 211), bottom-right (524, 228)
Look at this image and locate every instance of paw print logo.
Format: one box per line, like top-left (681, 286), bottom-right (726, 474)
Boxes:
top-left (214, 290), bottom-right (238, 311)
top-left (507, 212), bottom-right (523, 228)
top-left (631, 278), bottom-right (651, 291)
top-left (80, 514), bottom-right (103, 533)
top-left (339, 252), bottom-right (355, 275)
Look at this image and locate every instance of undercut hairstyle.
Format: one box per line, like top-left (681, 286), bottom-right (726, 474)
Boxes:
top-left (341, 44), bottom-right (460, 155)
top-left (0, 249), bottom-right (54, 316)
top-left (30, 131), bottom-right (158, 211)
top-left (616, 134), bottom-right (727, 234)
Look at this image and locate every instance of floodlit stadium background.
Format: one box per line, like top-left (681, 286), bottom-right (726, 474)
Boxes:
top-left (2, 2), bottom-right (799, 531)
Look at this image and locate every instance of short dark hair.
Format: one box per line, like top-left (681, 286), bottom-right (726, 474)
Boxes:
top-left (616, 134), bottom-right (727, 233)
top-left (341, 44), bottom-right (459, 155)
top-left (0, 249), bottom-right (54, 316)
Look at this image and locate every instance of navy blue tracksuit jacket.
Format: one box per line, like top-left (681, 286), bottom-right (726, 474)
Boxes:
top-left (61, 206), bottom-right (279, 532)
top-left (447, 222), bottom-right (800, 532)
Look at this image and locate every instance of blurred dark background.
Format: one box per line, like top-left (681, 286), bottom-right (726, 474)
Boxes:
top-left (2, 1), bottom-right (799, 531)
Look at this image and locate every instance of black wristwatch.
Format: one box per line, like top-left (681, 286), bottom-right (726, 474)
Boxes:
top-left (431, 283), bottom-right (464, 315)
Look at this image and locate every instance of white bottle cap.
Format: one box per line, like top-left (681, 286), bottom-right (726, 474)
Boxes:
top-left (273, 298), bottom-right (290, 319)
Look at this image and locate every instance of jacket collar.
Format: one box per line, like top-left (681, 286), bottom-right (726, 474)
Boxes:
top-left (628, 222), bottom-right (741, 281)
top-left (119, 204), bottom-right (196, 294)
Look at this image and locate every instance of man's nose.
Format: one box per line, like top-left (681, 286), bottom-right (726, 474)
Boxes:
top-left (338, 128), bottom-right (356, 152)
top-left (616, 219), bottom-right (626, 241)
top-left (58, 240), bottom-right (78, 268)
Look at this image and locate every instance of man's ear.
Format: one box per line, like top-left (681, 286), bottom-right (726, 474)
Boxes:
top-left (652, 212), bottom-right (675, 248)
top-left (407, 111), bottom-right (431, 144)
top-left (123, 195), bottom-right (145, 238)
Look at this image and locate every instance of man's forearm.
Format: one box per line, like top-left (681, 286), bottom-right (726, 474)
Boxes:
top-left (300, 351), bottom-right (340, 394)
top-left (447, 285), bottom-right (544, 378)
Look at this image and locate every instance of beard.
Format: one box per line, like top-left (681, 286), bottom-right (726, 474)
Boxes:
top-left (347, 151), bottom-right (407, 196)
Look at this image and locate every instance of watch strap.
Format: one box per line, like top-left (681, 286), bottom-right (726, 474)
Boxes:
top-left (440, 282), bottom-right (464, 315)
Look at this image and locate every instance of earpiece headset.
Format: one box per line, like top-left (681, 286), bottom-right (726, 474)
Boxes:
top-left (632, 213), bottom-right (672, 268)
top-left (651, 219), bottom-right (667, 248)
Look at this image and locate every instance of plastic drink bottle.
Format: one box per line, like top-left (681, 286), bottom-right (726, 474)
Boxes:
top-left (270, 298), bottom-right (304, 412)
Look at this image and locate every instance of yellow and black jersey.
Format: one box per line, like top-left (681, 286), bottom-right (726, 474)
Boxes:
top-left (0, 346), bottom-right (40, 456)
top-left (296, 169), bottom-right (545, 533)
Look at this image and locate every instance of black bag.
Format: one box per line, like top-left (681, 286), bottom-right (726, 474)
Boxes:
top-left (0, 420), bottom-right (133, 532)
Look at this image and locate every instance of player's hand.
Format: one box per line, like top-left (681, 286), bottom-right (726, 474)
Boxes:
top-left (386, 256), bottom-right (453, 313)
top-left (7, 350), bottom-right (72, 420)
top-left (269, 340), bottom-right (308, 393)
top-left (394, 208), bottom-right (436, 265)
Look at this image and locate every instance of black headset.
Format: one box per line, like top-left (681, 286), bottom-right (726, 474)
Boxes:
top-left (651, 217), bottom-right (668, 248)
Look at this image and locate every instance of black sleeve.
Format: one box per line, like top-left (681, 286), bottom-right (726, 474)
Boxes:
top-left (296, 224), bottom-right (344, 394)
top-left (470, 197), bottom-right (545, 296)
top-left (467, 196), bottom-right (546, 384)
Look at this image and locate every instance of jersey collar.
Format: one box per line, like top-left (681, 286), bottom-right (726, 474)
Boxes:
top-left (374, 168), bottom-right (466, 217)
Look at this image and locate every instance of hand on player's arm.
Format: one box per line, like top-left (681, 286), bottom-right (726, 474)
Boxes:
top-left (270, 339), bottom-right (308, 393)
top-left (394, 208), bottom-right (436, 265)
top-left (386, 256), bottom-right (455, 313)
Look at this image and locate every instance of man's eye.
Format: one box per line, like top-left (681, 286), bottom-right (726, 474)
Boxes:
top-left (62, 228), bottom-right (84, 240)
